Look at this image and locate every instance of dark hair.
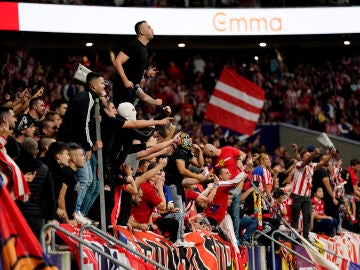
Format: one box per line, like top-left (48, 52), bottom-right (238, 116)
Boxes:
top-left (215, 167), bottom-right (226, 177)
top-left (40, 119), bottom-right (55, 130)
top-left (45, 111), bottom-right (59, 120)
top-left (300, 149), bottom-right (309, 159)
top-left (135, 20), bottom-right (146, 35)
top-left (272, 188), bottom-right (285, 199)
top-left (50, 99), bottom-right (67, 111)
top-left (0, 106), bottom-right (11, 123)
top-left (350, 158), bottom-right (360, 166)
top-left (69, 145), bottom-right (82, 157)
top-left (138, 159), bottom-right (150, 169)
top-left (38, 136), bottom-right (55, 153)
top-left (29, 97), bottom-right (42, 110)
top-left (86, 72), bottom-right (102, 85)
top-left (155, 125), bottom-right (167, 139)
top-left (147, 161), bottom-right (159, 171)
top-left (311, 186), bottom-right (323, 198)
top-left (342, 170), bottom-right (353, 194)
top-left (46, 141), bottom-right (70, 158)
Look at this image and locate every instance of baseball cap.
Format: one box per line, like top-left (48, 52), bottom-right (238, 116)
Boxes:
top-left (16, 114), bottom-right (34, 133)
top-left (117, 102), bottom-right (136, 121)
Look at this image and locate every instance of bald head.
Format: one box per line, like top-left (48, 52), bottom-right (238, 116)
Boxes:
top-left (204, 143), bottom-right (219, 157)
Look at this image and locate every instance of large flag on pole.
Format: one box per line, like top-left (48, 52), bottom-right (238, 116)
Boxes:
top-left (205, 67), bottom-right (265, 135)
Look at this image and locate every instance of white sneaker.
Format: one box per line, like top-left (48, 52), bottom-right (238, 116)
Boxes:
top-left (74, 211), bottom-right (91, 225)
top-left (173, 239), bottom-right (195, 248)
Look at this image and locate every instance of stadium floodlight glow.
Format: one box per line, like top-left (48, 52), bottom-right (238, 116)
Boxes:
top-left (254, 56), bottom-right (259, 61)
top-left (344, 40), bottom-right (351, 45)
top-left (178, 43), bottom-right (186, 48)
top-left (85, 42), bottom-right (93, 47)
top-left (259, 42), bottom-right (267, 47)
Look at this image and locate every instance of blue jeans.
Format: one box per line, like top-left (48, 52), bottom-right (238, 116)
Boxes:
top-left (75, 159), bottom-right (93, 214)
top-left (168, 184), bottom-right (186, 241)
top-left (80, 153), bottom-right (99, 216)
top-left (168, 184), bottom-right (184, 212)
top-left (239, 216), bottom-right (258, 241)
top-left (229, 193), bottom-right (241, 241)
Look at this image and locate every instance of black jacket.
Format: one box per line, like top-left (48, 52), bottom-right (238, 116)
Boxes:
top-left (16, 159), bottom-right (56, 220)
top-left (57, 89), bottom-right (98, 151)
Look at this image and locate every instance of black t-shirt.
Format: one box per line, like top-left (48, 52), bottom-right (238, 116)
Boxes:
top-left (61, 167), bottom-right (78, 218)
top-left (5, 135), bottom-right (20, 159)
top-left (110, 127), bottom-right (135, 169)
top-left (101, 113), bottom-right (126, 167)
top-left (312, 168), bottom-right (332, 202)
top-left (42, 156), bottom-right (63, 200)
top-left (164, 147), bottom-right (193, 198)
top-left (113, 39), bottom-right (148, 106)
top-left (118, 190), bottom-right (132, 226)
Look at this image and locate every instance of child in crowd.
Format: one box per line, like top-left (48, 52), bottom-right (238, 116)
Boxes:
top-left (311, 187), bottom-right (337, 237)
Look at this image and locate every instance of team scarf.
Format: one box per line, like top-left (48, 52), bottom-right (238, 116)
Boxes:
top-left (253, 190), bottom-right (263, 230)
top-left (0, 136), bottom-right (30, 201)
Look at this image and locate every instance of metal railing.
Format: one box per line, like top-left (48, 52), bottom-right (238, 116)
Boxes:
top-left (248, 180), bottom-right (350, 270)
top-left (79, 224), bottom-right (168, 270)
top-left (269, 230), bottom-right (315, 269)
top-left (41, 223), bottom-right (131, 269)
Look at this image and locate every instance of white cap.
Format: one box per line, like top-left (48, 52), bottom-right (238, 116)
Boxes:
top-left (117, 102), bottom-right (136, 121)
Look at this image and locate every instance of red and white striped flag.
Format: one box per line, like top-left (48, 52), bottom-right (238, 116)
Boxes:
top-left (205, 67), bottom-right (265, 135)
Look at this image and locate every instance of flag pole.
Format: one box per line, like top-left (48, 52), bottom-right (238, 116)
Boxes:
top-left (94, 98), bottom-right (106, 232)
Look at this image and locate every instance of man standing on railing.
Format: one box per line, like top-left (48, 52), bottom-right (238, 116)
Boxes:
top-left (113, 20), bottom-right (162, 107)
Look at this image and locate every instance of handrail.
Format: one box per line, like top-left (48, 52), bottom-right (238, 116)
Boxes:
top-left (79, 224), bottom-right (169, 270)
top-left (40, 223), bottom-right (132, 270)
top-left (270, 230), bottom-right (315, 270)
top-left (285, 230), bottom-right (351, 263)
top-left (254, 230), bottom-right (315, 270)
top-left (250, 180), bottom-right (349, 269)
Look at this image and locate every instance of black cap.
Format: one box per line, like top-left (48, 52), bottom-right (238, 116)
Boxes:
top-left (16, 114), bottom-right (34, 133)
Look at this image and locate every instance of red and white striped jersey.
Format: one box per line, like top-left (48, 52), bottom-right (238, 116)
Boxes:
top-left (292, 161), bottom-right (317, 197)
top-left (253, 166), bottom-right (273, 193)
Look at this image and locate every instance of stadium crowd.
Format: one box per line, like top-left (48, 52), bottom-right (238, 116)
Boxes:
top-left (1, 21), bottom-right (360, 252)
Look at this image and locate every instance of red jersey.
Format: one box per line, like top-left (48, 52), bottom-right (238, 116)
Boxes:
top-left (131, 182), bottom-right (162, 224)
top-left (204, 184), bottom-right (233, 224)
top-left (214, 146), bottom-right (242, 179)
top-left (311, 197), bottom-right (325, 216)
